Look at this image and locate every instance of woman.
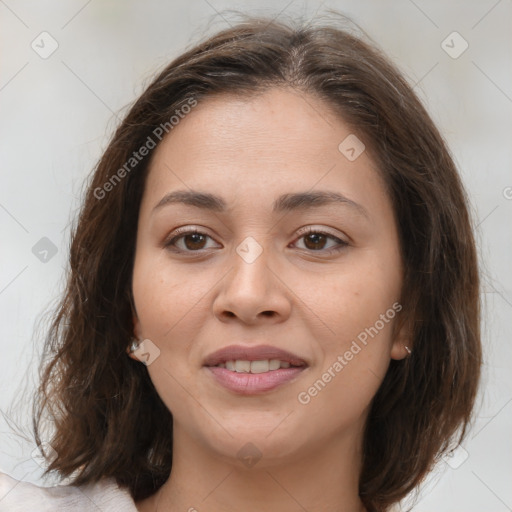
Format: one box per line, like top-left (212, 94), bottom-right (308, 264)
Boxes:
top-left (0, 14), bottom-right (481, 512)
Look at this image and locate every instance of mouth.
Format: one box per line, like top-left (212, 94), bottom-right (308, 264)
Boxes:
top-left (203, 344), bottom-right (308, 394)
top-left (214, 359), bottom-right (304, 373)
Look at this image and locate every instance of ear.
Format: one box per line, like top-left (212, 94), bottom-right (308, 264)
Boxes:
top-left (132, 312), bottom-right (142, 340)
top-left (390, 310), bottom-right (413, 360)
top-left (127, 311), bottom-right (143, 362)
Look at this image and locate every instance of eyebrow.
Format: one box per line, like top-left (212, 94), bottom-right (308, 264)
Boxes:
top-left (151, 189), bottom-right (369, 219)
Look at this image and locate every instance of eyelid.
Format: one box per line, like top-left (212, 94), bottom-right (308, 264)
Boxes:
top-left (164, 225), bottom-right (349, 254)
top-left (290, 226), bottom-right (349, 254)
top-left (163, 225), bottom-right (220, 249)
top-left (294, 225), bottom-right (348, 243)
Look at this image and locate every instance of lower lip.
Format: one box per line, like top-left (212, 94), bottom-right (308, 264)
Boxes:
top-left (205, 366), bottom-right (306, 394)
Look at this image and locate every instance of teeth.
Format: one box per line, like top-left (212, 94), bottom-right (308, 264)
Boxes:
top-left (269, 359), bottom-right (280, 370)
top-left (218, 359), bottom-right (298, 373)
top-left (250, 360), bottom-right (269, 373)
top-left (234, 360), bottom-right (251, 373)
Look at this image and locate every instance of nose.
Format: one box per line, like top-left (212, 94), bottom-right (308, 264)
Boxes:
top-left (212, 239), bottom-right (292, 325)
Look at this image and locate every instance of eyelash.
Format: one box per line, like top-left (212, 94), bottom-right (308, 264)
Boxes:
top-left (163, 226), bottom-right (349, 255)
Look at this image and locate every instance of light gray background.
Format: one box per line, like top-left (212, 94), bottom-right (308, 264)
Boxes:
top-left (1, 1), bottom-right (511, 511)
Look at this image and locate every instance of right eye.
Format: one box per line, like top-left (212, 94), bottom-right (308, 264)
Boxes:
top-left (164, 228), bottom-right (221, 253)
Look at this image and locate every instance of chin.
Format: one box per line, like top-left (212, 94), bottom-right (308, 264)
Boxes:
top-left (193, 417), bottom-right (313, 468)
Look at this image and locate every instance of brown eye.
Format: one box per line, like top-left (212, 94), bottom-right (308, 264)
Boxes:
top-left (293, 228), bottom-right (348, 254)
top-left (164, 229), bottom-right (219, 253)
top-left (303, 232), bottom-right (328, 250)
top-left (181, 232), bottom-right (207, 250)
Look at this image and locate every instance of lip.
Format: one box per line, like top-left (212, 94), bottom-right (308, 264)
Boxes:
top-left (203, 344), bottom-right (308, 395)
top-left (205, 366), bottom-right (306, 394)
top-left (203, 344), bottom-right (308, 367)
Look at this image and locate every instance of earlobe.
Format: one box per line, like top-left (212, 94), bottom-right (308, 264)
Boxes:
top-left (126, 337), bottom-right (141, 361)
top-left (391, 342), bottom-right (411, 360)
top-left (390, 314), bottom-right (413, 360)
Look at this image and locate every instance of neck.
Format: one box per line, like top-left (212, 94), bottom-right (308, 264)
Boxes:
top-left (139, 424), bottom-right (367, 512)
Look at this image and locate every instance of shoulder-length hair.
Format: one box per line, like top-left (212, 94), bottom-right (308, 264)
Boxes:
top-left (33, 15), bottom-right (481, 512)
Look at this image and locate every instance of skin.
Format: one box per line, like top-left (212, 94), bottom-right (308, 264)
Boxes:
top-left (130, 87), bottom-right (410, 512)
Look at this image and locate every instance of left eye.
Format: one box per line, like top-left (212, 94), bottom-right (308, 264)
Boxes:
top-left (164, 228), bottom-right (348, 254)
top-left (292, 229), bottom-right (348, 252)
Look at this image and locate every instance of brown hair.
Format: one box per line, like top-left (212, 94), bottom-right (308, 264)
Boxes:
top-left (33, 14), bottom-right (482, 512)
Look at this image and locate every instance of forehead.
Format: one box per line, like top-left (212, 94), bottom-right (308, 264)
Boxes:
top-left (141, 87), bottom-right (388, 218)
top-left (153, 88), bottom-right (347, 160)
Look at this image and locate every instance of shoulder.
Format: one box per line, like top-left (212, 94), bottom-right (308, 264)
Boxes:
top-left (0, 472), bottom-right (138, 512)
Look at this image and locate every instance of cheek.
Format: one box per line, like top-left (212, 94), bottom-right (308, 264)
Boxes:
top-left (294, 249), bottom-right (401, 417)
top-left (298, 250), bottom-right (401, 348)
top-left (131, 256), bottom-right (208, 416)
top-left (131, 251), bottom-right (221, 386)
top-left (132, 253), bottom-right (210, 339)
top-left (295, 269), bottom-right (400, 426)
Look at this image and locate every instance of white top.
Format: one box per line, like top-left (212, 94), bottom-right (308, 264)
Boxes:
top-left (0, 472), bottom-right (138, 511)
top-left (0, 471), bottom-right (406, 511)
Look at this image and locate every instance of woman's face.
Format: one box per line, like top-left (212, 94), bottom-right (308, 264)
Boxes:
top-left (131, 87), bottom-right (409, 467)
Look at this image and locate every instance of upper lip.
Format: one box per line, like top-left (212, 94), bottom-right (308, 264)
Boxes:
top-left (203, 344), bottom-right (308, 367)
